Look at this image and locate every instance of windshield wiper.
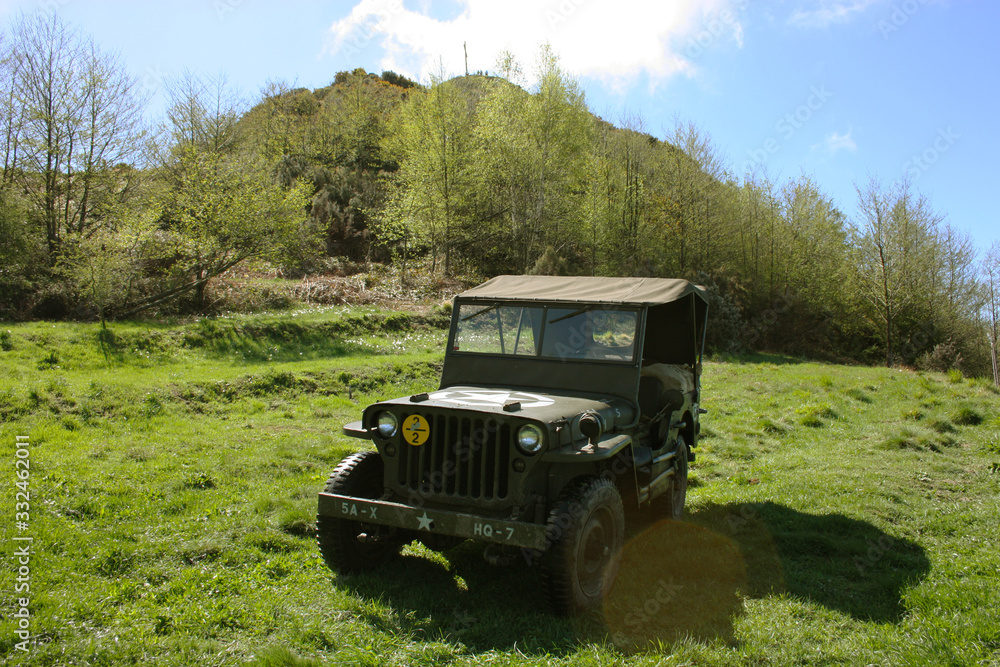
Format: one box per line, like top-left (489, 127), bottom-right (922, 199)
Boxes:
top-left (548, 306), bottom-right (593, 324)
top-left (461, 304), bottom-right (501, 322)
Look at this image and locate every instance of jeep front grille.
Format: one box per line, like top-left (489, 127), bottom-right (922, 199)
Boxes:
top-left (396, 413), bottom-right (512, 501)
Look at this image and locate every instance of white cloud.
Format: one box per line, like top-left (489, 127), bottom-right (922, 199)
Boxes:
top-left (817, 128), bottom-right (858, 155)
top-left (787, 0), bottom-right (881, 28)
top-left (325, 0), bottom-right (746, 89)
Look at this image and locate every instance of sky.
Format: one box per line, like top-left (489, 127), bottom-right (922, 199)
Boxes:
top-left (2, 0), bottom-right (996, 251)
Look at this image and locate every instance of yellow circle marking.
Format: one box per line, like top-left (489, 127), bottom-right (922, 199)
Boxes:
top-left (402, 415), bottom-right (430, 446)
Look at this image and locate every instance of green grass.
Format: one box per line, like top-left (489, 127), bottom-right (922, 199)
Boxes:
top-left (1, 317), bottom-right (999, 666)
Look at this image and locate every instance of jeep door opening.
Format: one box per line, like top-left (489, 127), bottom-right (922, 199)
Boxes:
top-left (317, 275), bottom-right (709, 615)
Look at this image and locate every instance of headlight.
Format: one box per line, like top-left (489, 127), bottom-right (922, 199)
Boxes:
top-left (376, 411), bottom-right (398, 438)
top-left (517, 424), bottom-right (544, 454)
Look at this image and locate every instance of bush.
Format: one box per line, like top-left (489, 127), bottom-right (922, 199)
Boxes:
top-left (697, 273), bottom-right (746, 356)
top-left (952, 406), bottom-right (984, 426)
top-left (37, 351), bottom-right (60, 370)
top-left (917, 340), bottom-right (964, 374)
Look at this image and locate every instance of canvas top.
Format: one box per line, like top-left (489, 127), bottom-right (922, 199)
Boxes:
top-left (457, 275), bottom-right (707, 307)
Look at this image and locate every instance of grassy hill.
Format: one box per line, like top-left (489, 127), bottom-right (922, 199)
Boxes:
top-left (1, 310), bottom-right (998, 666)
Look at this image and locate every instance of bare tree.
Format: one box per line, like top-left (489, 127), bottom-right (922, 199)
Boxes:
top-left (588, 112), bottom-right (652, 276)
top-left (7, 11), bottom-right (147, 260)
top-left (1, 31), bottom-right (26, 188)
top-left (70, 43), bottom-right (148, 237)
top-left (851, 176), bottom-right (940, 366)
top-left (11, 12), bottom-right (84, 256)
top-left (145, 71), bottom-right (314, 313)
top-left (985, 242), bottom-right (1000, 386)
top-left (161, 70), bottom-right (244, 157)
top-left (662, 119), bottom-right (731, 274)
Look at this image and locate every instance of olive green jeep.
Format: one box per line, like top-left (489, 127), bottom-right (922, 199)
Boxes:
top-left (317, 275), bottom-right (709, 614)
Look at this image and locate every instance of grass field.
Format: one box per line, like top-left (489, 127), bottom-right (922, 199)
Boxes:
top-left (1, 307), bottom-right (999, 666)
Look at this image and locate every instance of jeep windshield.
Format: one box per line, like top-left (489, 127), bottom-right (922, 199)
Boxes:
top-left (452, 303), bottom-right (638, 362)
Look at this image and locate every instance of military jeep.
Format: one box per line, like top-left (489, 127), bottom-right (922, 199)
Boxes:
top-left (317, 275), bottom-right (708, 614)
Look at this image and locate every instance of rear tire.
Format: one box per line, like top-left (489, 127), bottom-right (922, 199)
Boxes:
top-left (651, 436), bottom-right (688, 521)
top-left (540, 477), bottom-right (625, 615)
top-left (317, 451), bottom-right (403, 574)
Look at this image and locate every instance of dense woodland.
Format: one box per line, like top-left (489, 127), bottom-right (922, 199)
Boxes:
top-left (1, 13), bottom-right (998, 380)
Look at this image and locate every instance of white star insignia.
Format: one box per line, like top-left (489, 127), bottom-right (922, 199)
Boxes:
top-left (416, 512), bottom-right (433, 531)
top-left (428, 389), bottom-right (554, 408)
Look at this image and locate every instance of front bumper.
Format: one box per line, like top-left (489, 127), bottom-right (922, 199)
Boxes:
top-left (318, 493), bottom-right (549, 550)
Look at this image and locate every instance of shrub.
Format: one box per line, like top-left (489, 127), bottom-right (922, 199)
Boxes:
top-left (37, 350), bottom-right (60, 370)
top-left (182, 472), bottom-right (217, 489)
top-left (929, 419), bottom-right (957, 434)
top-left (697, 272), bottom-right (746, 356)
top-left (845, 387), bottom-right (873, 403)
top-left (916, 339), bottom-right (964, 374)
top-left (757, 417), bottom-right (787, 434)
top-left (952, 406), bottom-right (983, 426)
top-left (796, 404), bottom-right (837, 427)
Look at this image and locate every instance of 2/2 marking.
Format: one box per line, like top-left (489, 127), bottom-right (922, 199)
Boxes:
top-left (401, 415), bottom-right (430, 446)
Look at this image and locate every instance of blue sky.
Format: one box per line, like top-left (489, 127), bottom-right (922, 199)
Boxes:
top-left (3, 0), bottom-right (995, 251)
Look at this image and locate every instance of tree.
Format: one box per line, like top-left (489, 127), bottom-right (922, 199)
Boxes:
top-left (244, 71), bottom-right (411, 265)
top-left (7, 11), bottom-right (146, 260)
top-left (146, 148), bottom-right (311, 312)
top-left (161, 69), bottom-right (244, 157)
top-left (323, 69), bottom-right (405, 170)
top-left (136, 73), bottom-right (316, 314)
top-left (777, 175), bottom-right (847, 304)
top-left (660, 120), bottom-right (731, 275)
top-left (0, 186), bottom-right (43, 317)
top-left (472, 46), bottom-right (591, 274)
top-left (733, 166), bottom-right (781, 306)
top-left (387, 63), bottom-right (478, 274)
top-left (984, 242), bottom-right (1000, 386)
top-left (851, 177), bottom-right (940, 366)
top-left (0, 30), bottom-right (26, 188)
top-left (59, 207), bottom-right (161, 325)
top-left (587, 115), bottom-right (654, 276)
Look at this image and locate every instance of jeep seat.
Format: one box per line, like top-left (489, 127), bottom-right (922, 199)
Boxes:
top-left (637, 364), bottom-right (693, 442)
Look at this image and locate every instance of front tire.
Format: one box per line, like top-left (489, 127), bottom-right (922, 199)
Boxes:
top-left (540, 477), bottom-right (625, 615)
top-left (317, 451), bottom-right (403, 574)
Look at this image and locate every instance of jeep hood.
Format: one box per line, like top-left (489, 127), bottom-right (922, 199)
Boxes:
top-left (375, 385), bottom-right (635, 432)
